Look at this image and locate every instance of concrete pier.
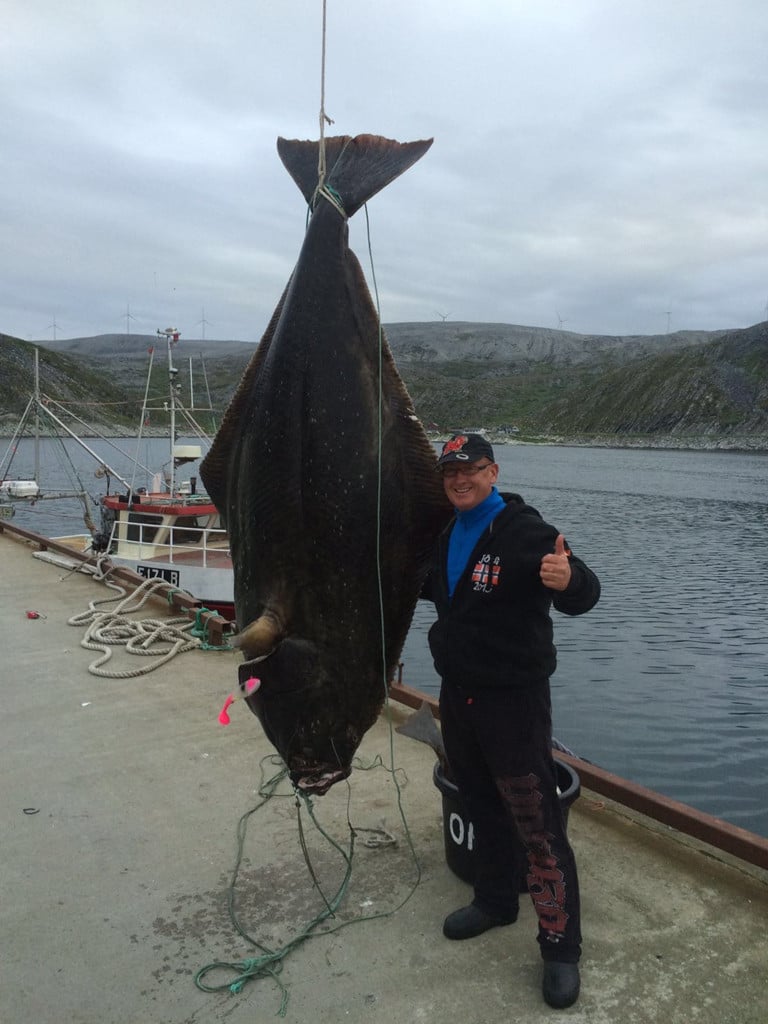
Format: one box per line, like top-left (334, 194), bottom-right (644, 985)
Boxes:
top-left (2, 530), bottom-right (767, 1023)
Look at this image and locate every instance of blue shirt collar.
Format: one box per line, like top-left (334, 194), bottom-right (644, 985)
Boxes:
top-left (455, 486), bottom-right (505, 525)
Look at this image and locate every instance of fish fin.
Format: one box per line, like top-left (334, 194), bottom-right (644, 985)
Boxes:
top-left (395, 701), bottom-right (447, 764)
top-left (277, 134), bottom-right (433, 218)
top-left (238, 609), bottom-right (285, 660)
top-left (199, 279), bottom-right (290, 515)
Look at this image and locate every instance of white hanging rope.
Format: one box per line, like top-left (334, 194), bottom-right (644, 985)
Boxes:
top-left (316, 0), bottom-right (335, 197)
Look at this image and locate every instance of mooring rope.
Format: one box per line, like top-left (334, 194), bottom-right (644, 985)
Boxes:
top-left (67, 572), bottom-right (211, 677)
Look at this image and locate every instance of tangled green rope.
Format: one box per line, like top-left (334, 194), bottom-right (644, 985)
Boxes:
top-left (194, 747), bottom-right (421, 1016)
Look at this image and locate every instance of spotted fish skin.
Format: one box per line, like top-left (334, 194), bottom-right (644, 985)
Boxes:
top-left (200, 134), bottom-right (452, 794)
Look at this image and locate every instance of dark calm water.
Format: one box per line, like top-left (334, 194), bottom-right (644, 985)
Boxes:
top-left (4, 438), bottom-right (768, 837)
top-left (401, 444), bottom-right (768, 839)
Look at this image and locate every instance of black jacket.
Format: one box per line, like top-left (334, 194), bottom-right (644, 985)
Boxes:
top-left (423, 492), bottom-right (600, 689)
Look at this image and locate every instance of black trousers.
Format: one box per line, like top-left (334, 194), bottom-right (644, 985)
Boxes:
top-left (439, 681), bottom-right (582, 963)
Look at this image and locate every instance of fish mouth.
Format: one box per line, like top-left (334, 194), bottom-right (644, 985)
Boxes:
top-left (292, 765), bottom-right (351, 796)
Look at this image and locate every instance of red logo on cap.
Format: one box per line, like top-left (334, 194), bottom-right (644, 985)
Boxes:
top-left (442, 435), bottom-right (468, 455)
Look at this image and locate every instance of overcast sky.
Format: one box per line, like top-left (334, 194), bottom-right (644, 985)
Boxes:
top-left (2, 0), bottom-right (767, 344)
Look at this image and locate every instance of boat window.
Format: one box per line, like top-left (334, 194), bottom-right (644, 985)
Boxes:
top-left (127, 511), bottom-right (163, 543)
top-left (171, 515), bottom-right (203, 545)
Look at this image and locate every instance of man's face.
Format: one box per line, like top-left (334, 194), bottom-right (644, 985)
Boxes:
top-left (441, 459), bottom-right (499, 511)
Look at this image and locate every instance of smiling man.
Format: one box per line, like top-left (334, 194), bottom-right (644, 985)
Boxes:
top-left (423, 433), bottom-right (601, 1010)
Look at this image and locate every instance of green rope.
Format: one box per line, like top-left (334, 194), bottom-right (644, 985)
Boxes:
top-left (194, 758), bottom-right (355, 1014)
top-left (194, 759), bottom-right (294, 1009)
top-left (187, 606), bottom-right (234, 650)
top-left (190, 607), bottom-right (209, 637)
top-left (194, 752), bottom-right (422, 1015)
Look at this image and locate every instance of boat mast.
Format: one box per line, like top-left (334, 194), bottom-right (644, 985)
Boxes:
top-left (157, 327), bottom-right (181, 496)
top-left (34, 346), bottom-right (41, 486)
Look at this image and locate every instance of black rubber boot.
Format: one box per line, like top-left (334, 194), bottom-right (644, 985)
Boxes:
top-left (442, 902), bottom-right (518, 940)
top-left (542, 961), bottom-right (580, 1008)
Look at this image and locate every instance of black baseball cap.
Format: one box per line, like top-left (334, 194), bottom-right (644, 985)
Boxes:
top-left (437, 433), bottom-right (495, 465)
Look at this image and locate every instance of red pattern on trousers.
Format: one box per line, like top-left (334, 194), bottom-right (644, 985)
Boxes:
top-left (499, 772), bottom-right (569, 942)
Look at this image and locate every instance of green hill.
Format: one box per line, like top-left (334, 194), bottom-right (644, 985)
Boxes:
top-left (0, 333), bottom-right (143, 433)
top-left (4, 320), bottom-right (768, 449)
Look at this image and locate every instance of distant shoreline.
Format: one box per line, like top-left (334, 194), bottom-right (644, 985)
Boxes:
top-left (4, 428), bottom-right (768, 455)
top-left (429, 432), bottom-right (768, 455)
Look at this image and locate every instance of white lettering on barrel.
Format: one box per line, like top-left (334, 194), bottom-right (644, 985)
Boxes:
top-left (449, 813), bottom-right (475, 851)
top-left (448, 812), bottom-right (464, 847)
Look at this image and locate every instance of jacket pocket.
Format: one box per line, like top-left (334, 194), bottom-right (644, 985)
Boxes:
top-left (427, 620), bottom-right (447, 677)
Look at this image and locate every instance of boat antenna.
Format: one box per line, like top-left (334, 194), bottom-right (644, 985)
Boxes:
top-left (130, 344), bottom-right (158, 497)
top-left (200, 355), bottom-right (217, 433)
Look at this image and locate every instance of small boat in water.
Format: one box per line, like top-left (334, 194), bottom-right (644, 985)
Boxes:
top-left (0, 328), bottom-right (235, 619)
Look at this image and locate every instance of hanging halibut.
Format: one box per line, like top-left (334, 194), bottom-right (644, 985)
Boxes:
top-left (201, 134), bottom-right (451, 794)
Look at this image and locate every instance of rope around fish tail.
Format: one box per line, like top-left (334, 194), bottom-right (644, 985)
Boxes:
top-left (313, 0), bottom-right (354, 216)
top-left (316, 0), bottom-right (334, 192)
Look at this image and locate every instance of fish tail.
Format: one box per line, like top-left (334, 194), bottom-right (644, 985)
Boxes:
top-left (277, 134), bottom-right (432, 218)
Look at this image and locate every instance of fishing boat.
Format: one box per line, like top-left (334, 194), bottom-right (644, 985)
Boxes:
top-left (0, 328), bottom-right (235, 619)
top-left (96, 472), bottom-right (233, 619)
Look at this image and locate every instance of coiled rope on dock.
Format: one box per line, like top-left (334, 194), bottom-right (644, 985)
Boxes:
top-left (67, 572), bottom-right (203, 678)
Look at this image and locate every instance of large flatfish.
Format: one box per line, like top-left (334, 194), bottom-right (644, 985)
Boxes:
top-left (201, 134), bottom-right (452, 794)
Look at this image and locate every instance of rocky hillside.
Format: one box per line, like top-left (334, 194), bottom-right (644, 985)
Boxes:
top-left (5, 320), bottom-right (768, 448)
top-left (536, 321), bottom-right (768, 441)
top-left (41, 321), bottom-right (720, 368)
top-left (0, 333), bottom-right (143, 433)
top-left (385, 321), bottom-right (723, 366)
top-left (390, 321), bottom-right (768, 447)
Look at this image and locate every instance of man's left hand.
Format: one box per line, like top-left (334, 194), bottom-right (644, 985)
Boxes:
top-left (540, 534), bottom-right (572, 591)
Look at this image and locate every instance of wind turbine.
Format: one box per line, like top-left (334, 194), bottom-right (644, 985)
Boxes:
top-left (556, 312), bottom-right (567, 330)
top-left (46, 316), bottom-right (61, 341)
top-left (436, 311), bottom-right (451, 322)
top-left (196, 307), bottom-right (212, 340)
top-left (122, 304), bottom-right (137, 334)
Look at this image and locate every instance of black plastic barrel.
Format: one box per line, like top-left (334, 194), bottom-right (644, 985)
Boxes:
top-left (432, 757), bottom-right (581, 889)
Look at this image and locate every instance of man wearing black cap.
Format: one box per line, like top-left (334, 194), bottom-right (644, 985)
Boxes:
top-left (423, 433), bottom-right (600, 1009)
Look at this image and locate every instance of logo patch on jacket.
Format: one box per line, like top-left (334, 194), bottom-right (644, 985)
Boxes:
top-left (472, 554), bottom-right (501, 591)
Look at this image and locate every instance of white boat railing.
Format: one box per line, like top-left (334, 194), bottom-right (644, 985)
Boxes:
top-left (109, 515), bottom-right (230, 566)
